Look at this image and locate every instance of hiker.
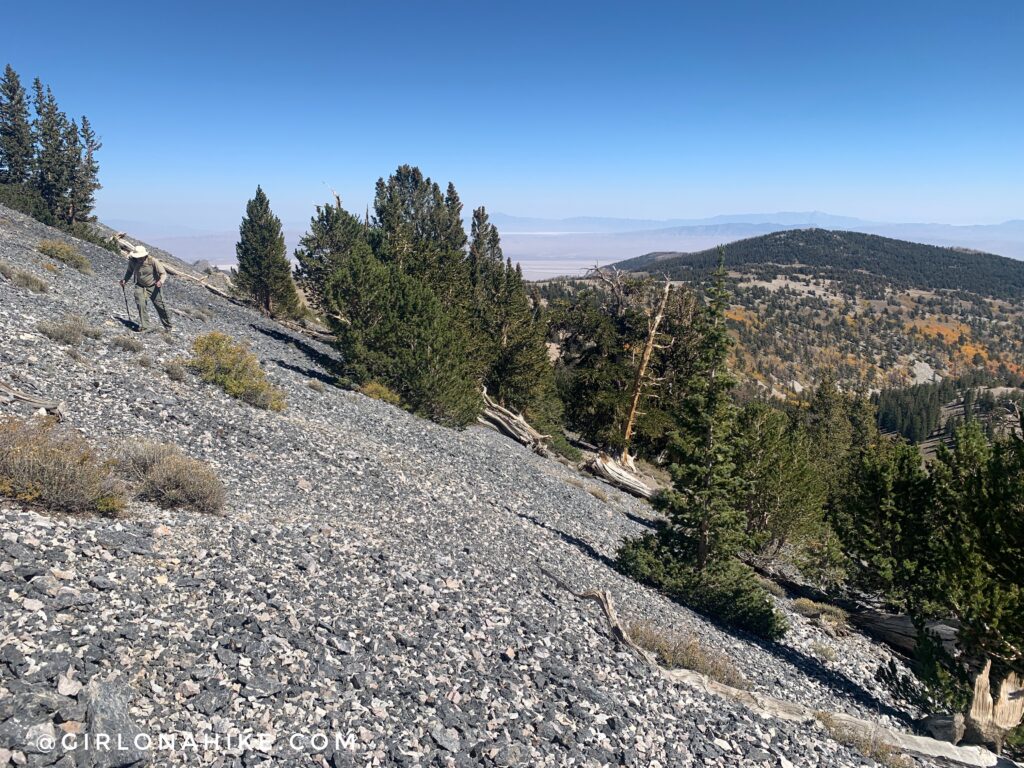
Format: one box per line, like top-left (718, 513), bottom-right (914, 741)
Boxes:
top-left (114, 233), bottom-right (173, 332)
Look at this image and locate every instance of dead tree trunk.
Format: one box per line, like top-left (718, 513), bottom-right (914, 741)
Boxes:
top-left (620, 279), bottom-right (672, 471)
top-left (964, 660), bottom-right (1024, 753)
top-left (478, 388), bottom-right (553, 457)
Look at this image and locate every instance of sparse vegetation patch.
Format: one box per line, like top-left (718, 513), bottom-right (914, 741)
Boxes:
top-left (118, 440), bottom-right (225, 513)
top-left (0, 416), bottom-right (125, 515)
top-left (0, 260), bottom-right (48, 293)
top-left (37, 238), bottom-right (92, 273)
top-left (37, 314), bottom-right (102, 345)
top-left (187, 332), bottom-right (285, 411)
top-left (628, 621), bottom-right (749, 689)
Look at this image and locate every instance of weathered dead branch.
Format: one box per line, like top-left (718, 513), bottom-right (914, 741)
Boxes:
top-left (478, 389), bottom-right (552, 457)
top-left (0, 380), bottom-right (65, 421)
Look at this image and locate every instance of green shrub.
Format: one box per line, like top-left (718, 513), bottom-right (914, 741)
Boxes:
top-left (627, 621), bottom-right (749, 689)
top-left (0, 417), bottom-right (125, 515)
top-left (112, 335), bottom-right (144, 353)
top-left (0, 260), bottom-right (48, 293)
top-left (117, 441), bottom-right (225, 513)
top-left (38, 239), bottom-right (92, 274)
top-left (187, 332), bottom-right (285, 411)
top-left (37, 314), bottom-right (102, 346)
top-left (618, 533), bottom-right (788, 640)
top-left (359, 380), bottom-right (402, 406)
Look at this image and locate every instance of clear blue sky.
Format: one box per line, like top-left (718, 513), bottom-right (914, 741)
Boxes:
top-left (5, 0), bottom-right (1022, 232)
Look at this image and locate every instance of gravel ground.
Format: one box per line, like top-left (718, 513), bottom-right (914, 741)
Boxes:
top-left (0, 204), bottom-right (972, 767)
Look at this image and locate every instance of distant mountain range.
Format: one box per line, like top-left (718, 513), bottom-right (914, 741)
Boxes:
top-left (107, 211), bottom-right (1024, 279)
top-left (494, 212), bottom-right (1024, 279)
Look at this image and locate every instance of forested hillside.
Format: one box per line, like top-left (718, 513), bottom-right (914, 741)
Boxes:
top-left (590, 230), bottom-right (1024, 394)
top-left (615, 229), bottom-right (1024, 299)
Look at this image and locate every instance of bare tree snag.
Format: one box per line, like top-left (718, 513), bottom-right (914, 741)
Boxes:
top-left (541, 568), bottom-right (1015, 768)
top-left (478, 388), bottom-right (553, 457)
top-left (621, 278), bottom-right (672, 470)
top-left (965, 660), bottom-right (1024, 753)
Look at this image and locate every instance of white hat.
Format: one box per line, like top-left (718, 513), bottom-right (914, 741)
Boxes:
top-left (130, 245), bottom-right (149, 259)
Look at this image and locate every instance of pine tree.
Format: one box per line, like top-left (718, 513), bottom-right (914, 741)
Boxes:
top-left (659, 256), bottom-right (743, 570)
top-left (234, 186), bottom-right (300, 317)
top-left (327, 247), bottom-right (482, 426)
top-left (294, 198), bottom-right (373, 314)
top-left (32, 79), bottom-right (72, 222)
top-left (0, 64), bottom-right (33, 184)
top-left (69, 116), bottom-right (101, 223)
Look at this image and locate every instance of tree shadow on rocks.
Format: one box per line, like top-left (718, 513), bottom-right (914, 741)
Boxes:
top-left (274, 359), bottom-right (337, 387)
top-left (524, 511), bottom-right (917, 727)
top-left (250, 323), bottom-right (342, 375)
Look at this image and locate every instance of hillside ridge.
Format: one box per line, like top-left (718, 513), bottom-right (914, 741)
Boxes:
top-left (0, 204), bottom-right (1013, 766)
top-left (613, 228), bottom-right (1024, 299)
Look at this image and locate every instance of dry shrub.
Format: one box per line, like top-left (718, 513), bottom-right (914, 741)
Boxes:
top-left (1, 260), bottom-right (48, 293)
top-left (37, 314), bottom-right (102, 346)
top-left (627, 621), bottom-right (749, 689)
top-left (0, 417), bottom-right (125, 515)
top-left (587, 485), bottom-right (609, 503)
top-left (118, 441), bottom-right (225, 513)
top-left (816, 712), bottom-right (912, 768)
top-left (810, 641), bottom-right (838, 662)
top-left (792, 598), bottom-right (848, 628)
top-left (187, 332), bottom-right (285, 411)
top-left (112, 335), bottom-right (144, 353)
top-left (38, 239), bottom-right (92, 274)
top-left (164, 360), bottom-right (186, 382)
top-left (307, 379), bottom-right (326, 393)
top-left (359, 380), bottom-right (402, 406)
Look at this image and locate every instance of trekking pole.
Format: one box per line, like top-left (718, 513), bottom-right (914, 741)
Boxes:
top-left (120, 283), bottom-right (133, 325)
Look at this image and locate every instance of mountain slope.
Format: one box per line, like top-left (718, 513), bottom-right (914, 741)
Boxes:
top-left (0, 204), bottom-right (997, 766)
top-left (614, 229), bottom-right (1024, 299)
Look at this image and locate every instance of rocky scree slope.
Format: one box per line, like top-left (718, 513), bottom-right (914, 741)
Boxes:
top-left (0, 204), bottom-right (969, 766)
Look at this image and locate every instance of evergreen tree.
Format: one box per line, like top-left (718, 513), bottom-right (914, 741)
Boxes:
top-left (468, 207), bottom-right (553, 412)
top-left (327, 247), bottom-right (482, 426)
top-left (0, 64), bottom-right (33, 184)
top-left (70, 116), bottom-right (101, 223)
top-left (658, 257), bottom-right (743, 570)
top-left (32, 79), bottom-right (72, 222)
top-left (294, 198), bottom-right (374, 314)
top-left (234, 186), bottom-right (300, 317)
top-left (734, 401), bottom-right (827, 557)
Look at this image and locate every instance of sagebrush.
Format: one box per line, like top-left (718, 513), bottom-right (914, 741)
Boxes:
top-left (37, 314), bottom-right (102, 346)
top-left (0, 417), bottom-right (125, 515)
top-left (118, 441), bottom-right (225, 513)
top-left (187, 332), bottom-right (285, 411)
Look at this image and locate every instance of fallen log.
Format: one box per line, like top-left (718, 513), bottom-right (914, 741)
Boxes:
top-left (478, 389), bottom-right (553, 457)
top-left (585, 451), bottom-right (656, 499)
top-left (0, 380), bottom-right (65, 421)
top-left (540, 567), bottom-right (1018, 768)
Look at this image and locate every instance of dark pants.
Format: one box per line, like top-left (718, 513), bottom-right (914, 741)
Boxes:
top-left (134, 285), bottom-right (172, 330)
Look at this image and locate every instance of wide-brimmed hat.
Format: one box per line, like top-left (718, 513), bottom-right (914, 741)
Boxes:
top-left (129, 245), bottom-right (149, 259)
